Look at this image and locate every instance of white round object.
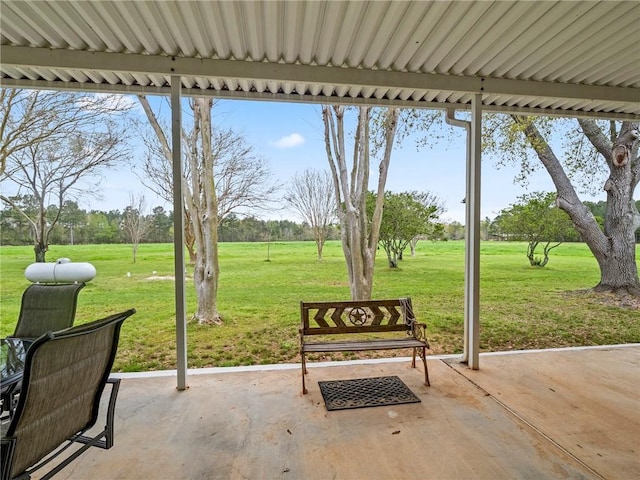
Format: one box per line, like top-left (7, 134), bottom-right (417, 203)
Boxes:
top-left (25, 262), bottom-right (96, 283)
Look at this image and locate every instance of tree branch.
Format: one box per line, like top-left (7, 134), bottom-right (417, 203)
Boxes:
top-left (578, 118), bottom-right (612, 165)
top-left (511, 115), bottom-right (608, 256)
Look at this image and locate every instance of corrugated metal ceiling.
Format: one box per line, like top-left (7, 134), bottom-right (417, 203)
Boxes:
top-left (1, 0), bottom-right (639, 118)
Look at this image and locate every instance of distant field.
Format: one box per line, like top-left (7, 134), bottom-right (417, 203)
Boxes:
top-left (1, 241), bottom-right (638, 372)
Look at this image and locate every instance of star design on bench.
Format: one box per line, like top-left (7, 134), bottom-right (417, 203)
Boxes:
top-left (348, 307), bottom-right (368, 326)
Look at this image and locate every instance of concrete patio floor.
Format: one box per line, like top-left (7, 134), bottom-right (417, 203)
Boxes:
top-left (40, 345), bottom-right (639, 480)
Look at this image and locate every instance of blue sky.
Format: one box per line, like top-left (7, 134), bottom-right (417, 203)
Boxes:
top-left (97, 98), bottom-right (597, 224)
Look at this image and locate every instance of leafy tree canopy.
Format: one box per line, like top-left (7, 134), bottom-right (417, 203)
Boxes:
top-left (369, 190), bottom-right (443, 268)
top-left (494, 191), bottom-right (578, 267)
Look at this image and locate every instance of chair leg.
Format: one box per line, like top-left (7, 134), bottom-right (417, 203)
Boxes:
top-left (1, 437), bottom-right (16, 480)
top-left (104, 378), bottom-right (121, 449)
top-left (74, 378), bottom-right (121, 450)
top-left (301, 354), bottom-right (308, 394)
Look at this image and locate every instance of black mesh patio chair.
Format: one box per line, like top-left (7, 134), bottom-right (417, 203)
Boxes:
top-left (1, 308), bottom-right (136, 480)
top-left (12, 283), bottom-right (86, 339)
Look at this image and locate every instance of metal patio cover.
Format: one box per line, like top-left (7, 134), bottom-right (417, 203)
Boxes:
top-left (1, 0), bottom-right (639, 118)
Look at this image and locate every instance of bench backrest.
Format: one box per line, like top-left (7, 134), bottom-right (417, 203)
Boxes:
top-left (300, 298), bottom-right (415, 336)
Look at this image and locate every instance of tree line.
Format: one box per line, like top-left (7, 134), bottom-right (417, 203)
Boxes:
top-left (0, 199), bottom-right (344, 246)
top-left (3, 192), bottom-right (634, 272)
top-left (0, 192), bottom-right (451, 249)
top-left (3, 193), bottom-right (632, 251)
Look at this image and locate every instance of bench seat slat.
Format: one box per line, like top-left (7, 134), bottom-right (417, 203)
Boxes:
top-left (302, 338), bottom-right (427, 353)
top-left (302, 324), bottom-right (411, 335)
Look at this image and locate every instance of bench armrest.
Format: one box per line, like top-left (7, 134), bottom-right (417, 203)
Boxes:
top-left (407, 321), bottom-right (428, 343)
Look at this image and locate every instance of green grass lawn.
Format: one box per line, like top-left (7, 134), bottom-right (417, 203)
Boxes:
top-left (1, 240), bottom-right (638, 372)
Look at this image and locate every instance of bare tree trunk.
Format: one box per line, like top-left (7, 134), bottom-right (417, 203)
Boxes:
top-left (583, 122), bottom-right (640, 293)
top-left (513, 117), bottom-right (640, 294)
top-left (35, 193), bottom-right (48, 262)
top-left (409, 237), bottom-right (418, 257)
top-left (323, 105), bottom-right (398, 300)
top-left (284, 169), bottom-right (335, 262)
top-left (526, 241), bottom-right (538, 266)
top-left (189, 98), bottom-right (221, 325)
top-left (541, 241), bottom-right (561, 268)
top-left (138, 95), bottom-right (197, 266)
top-left (123, 194), bottom-right (150, 264)
top-left (34, 243), bottom-right (46, 262)
top-left (138, 95), bottom-right (222, 324)
top-left (183, 209), bottom-right (197, 264)
top-left (313, 228), bottom-right (326, 261)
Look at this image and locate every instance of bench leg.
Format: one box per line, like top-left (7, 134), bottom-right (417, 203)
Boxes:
top-left (301, 353), bottom-right (308, 394)
top-left (411, 347), bottom-right (417, 368)
top-left (420, 347), bottom-right (430, 387)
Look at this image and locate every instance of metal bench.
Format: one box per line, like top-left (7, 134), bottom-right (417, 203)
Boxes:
top-left (299, 298), bottom-right (430, 394)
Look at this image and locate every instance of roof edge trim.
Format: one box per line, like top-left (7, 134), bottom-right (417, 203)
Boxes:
top-left (2, 45), bottom-right (638, 106)
top-left (1, 77), bottom-right (637, 121)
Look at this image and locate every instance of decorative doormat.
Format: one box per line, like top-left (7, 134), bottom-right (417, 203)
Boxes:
top-left (318, 376), bottom-right (421, 411)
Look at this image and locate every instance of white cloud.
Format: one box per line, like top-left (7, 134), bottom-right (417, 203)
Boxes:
top-left (270, 133), bottom-right (305, 148)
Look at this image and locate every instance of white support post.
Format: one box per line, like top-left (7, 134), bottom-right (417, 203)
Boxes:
top-left (444, 109), bottom-right (470, 364)
top-left (171, 76), bottom-right (188, 390)
top-left (467, 94), bottom-right (482, 370)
